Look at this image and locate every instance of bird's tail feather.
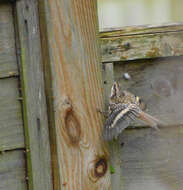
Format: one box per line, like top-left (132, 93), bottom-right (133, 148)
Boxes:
top-left (138, 111), bottom-right (164, 130)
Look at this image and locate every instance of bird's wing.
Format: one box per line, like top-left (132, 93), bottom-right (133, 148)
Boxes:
top-left (102, 103), bottom-right (140, 141)
top-left (102, 104), bottom-right (162, 141)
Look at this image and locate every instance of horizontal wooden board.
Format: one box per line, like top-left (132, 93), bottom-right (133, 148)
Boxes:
top-left (0, 3), bottom-right (19, 78)
top-left (113, 56), bottom-right (183, 127)
top-left (0, 150), bottom-right (27, 190)
top-left (101, 29), bottom-right (183, 62)
top-left (0, 77), bottom-right (24, 151)
top-left (100, 23), bottom-right (183, 35)
top-left (117, 126), bottom-right (183, 190)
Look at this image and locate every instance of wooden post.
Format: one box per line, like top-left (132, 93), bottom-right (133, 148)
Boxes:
top-left (15, 1), bottom-right (53, 190)
top-left (39, 0), bottom-right (111, 189)
top-left (102, 63), bottom-right (122, 190)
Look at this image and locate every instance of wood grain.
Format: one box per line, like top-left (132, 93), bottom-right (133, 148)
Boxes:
top-left (100, 20), bottom-right (183, 190)
top-left (0, 3), bottom-right (18, 78)
top-left (118, 126), bottom-right (183, 190)
top-left (102, 63), bottom-right (114, 109)
top-left (100, 26), bottom-right (183, 62)
top-left (38, 1), bottom-right (61, 188)
top-left (100, 23), bottom-right (183, 35)
top-left (15, 1), bottom-right (53, 190)
top-left (40, 0), bottom-right (111, 189)
top-left (0, 150), bottom-right (27, 190)
top-left (0, 77), bottom-right (24, 151)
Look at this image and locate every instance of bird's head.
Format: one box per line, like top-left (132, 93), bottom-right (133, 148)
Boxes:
top-left (109, 82), bottom-right (145, 109)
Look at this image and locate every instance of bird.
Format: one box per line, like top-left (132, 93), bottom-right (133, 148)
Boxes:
top-left (102, 81), bottom-right (163, 141)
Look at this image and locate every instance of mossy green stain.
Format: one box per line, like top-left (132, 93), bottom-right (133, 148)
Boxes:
top-left (110, 165), bottom-right (115, 174)
top-left (19, 46), bottom-right (34, 190)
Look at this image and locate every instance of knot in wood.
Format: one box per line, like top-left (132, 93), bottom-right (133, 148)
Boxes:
top-left (122, 42), bottom-right (131, 51)
top-left (88, 157), bottom-right (108, 182)
top-left (65, 109), bottom-right (81, 146)
top-left (95, 158), bottom-right (107, 177)
top-left (59, 97), bottom-right (81, 146)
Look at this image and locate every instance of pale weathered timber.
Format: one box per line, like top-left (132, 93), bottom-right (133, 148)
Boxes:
top-left (39, 0), bottom-right (110, 189)
top-left (100, 25), bottom-right (183, 62)
top-left (0, 77), bottom-right (24, 151)
top-left (15, 1), bottom-right (53, 190)
top-left (118, 126), bottom-right (183, 190)
top-left (0, 150), bottom-right (27, 190)
top-left (100, 23), bottom-right (183, 35)
top-left (113, 56), bottom-right (183, 127)
top-left (0, 3), bottom-right (19, 78)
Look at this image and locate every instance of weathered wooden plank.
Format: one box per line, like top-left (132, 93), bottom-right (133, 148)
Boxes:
top-left (118, 126), bottom-right (183, 190)
top-left (113, 56), bottom-right (183, 127)
top-left (100, 23), bottom-right (183, 36)
top-left (0, 150), bottom-right (27, 190)
top-left (39, 0), bottom-right (110, 189)
top-left (101, 29), bottom-right (183, 62)
top-left (103, 63), bottom-right (122, 189)
top-left (109, 140), bottom-right (122, 190)
top-left (102, 63), bottom-right (114, 108)
top-left (15, 1), bottom-right (53, 190)
top-left (0, 77), bottom-right (24, 151)
top-left (0, 3), bottom-right (18, 78)
top-left (38, 1), bottom-right (60, 189)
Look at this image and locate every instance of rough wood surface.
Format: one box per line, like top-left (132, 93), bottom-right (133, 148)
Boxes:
top-left (38, 1), bottom-right (61, 189)
top-left (102, 63), bottom-right (114, 109)
top-left (0, 150), bottom-right (27, 190)
top-left (118, 126), bottom-right (183, 190)
top-left (0, 77), bottom-right (24, 151)
top-left (100, 25), bottom-right (183, 62)
top-left (39, 0), bottom-right (111, 189)
top-left (0, 3), bottom-right (19, 78)
top-left (113, 56), bottom-right (183, 127)
top-left (100, 23), bottom-right (183, 35)
top-left (15, 1), bottom-right (53, 190)
top-left (101, 24), bottom-right (183, 190)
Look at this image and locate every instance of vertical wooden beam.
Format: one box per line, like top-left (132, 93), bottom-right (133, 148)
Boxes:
top-left (102, 63), bottom-right (114, 108)
top-left (39, 0), bottom-right (111, 189)
top-left (102, 63), bottom-right (122, 190)
top-left (38, 1), bottom-right (60, 189)
top-left (15, 0), bottom-right (53, 190)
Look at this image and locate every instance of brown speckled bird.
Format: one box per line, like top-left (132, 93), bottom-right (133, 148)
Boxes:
top-left (102, 82), bottom-right (163, 141)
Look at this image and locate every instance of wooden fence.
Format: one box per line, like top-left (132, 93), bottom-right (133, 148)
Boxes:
top-left (1, 0), bottom-right (183, 190)
top-left (101, 23), bottom-right (183, 190)
top-left (0, 1), bottom-right (52, 190)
